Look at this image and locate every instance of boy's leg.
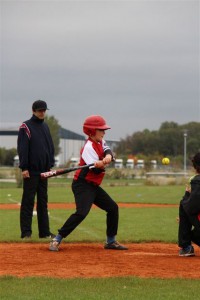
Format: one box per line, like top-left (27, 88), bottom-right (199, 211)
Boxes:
top-left (188, 215), bottom-right (200, 246)
top-left (94, 186), bottom-right (119, 238)
top-left (94, 186), bottom-right (128, 250)
top-left (58, 180), bottom-right (95, 237)
top-left (49, 180), bottom-right (95, 251)
top-left (178, 203), bottom-right (195, 256)
top-left (191, 228), bottom-right (200, 246)
top-left (178, 203), bottom-right (192, 248)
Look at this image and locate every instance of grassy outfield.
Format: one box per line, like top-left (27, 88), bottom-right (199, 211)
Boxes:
top-left (0, 179), bottom-right (184, 204)
top-left (1, 180), bottom-right (199, 299)
top-left (0, 206), bottom-right (179, 242)
top-left (1, 276), bottom-right (200, 300)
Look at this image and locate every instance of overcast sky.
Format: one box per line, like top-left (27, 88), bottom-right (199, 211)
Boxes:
top-left (1, 0), bottom-right (199, 140)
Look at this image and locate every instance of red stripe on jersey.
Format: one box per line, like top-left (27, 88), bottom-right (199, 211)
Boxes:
top-left (19, 123), bottom-right (31, 139)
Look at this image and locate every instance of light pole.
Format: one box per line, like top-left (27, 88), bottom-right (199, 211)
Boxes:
top-left (183, 131), bottom-right (188, 173)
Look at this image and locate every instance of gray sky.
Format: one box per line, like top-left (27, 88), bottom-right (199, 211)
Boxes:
top-left (1, 0), bottom-right (199, 140)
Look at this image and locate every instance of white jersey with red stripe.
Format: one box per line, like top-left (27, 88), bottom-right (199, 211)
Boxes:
top-left (74, 138), bottom-right (112, 185)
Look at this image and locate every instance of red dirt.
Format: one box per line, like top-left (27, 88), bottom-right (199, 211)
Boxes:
top-left (2, 202), bottom-right (199, 280)
top-left (0, 203), bottom-right (178, 210)
top-left (1, 242), bottom-right (200, 279)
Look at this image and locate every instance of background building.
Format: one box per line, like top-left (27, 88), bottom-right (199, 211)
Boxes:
top-left (0, 128), bottom-right (119, 166)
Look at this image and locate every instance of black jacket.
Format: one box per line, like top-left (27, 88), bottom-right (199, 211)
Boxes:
top-left (17, 115), bottom-right (55, 175)
top-left (181, 175), bottom-right (200, 215)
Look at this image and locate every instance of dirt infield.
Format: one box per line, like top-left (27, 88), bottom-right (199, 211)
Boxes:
top-left (2, 202), bottom-right (200, 280)
top-left (1, 242), bottom-right (200, 279)
top-left (0, 203), bottom-right (178, 210)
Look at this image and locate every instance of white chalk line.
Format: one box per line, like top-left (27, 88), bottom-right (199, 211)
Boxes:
top-left (124, 252), bottom-right (174, 256)
top-left (6, 195), bottom-right (21, 206)
top-left (49, 214), bottom-right (100, 239)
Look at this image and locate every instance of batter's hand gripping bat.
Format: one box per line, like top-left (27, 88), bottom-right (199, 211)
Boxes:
top-left (40, 163), bottom-right (94, 179)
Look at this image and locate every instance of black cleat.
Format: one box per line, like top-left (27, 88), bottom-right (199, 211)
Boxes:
top-left (179, 245), bottom-right (195, 257)
top-left (104, 241), bottom-right (128, 250)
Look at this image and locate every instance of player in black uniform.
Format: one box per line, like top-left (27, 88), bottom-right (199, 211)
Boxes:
top-left (178, 152), bottom-right (200, 256)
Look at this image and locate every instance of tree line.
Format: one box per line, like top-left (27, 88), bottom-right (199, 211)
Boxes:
top-left (1, 119), bottom-right (199, 167)
top-left (114, 121), bottom-right (200, 164)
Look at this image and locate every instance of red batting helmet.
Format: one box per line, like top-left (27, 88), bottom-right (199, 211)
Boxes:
top-left (83, 115), bottom-right (111, 136)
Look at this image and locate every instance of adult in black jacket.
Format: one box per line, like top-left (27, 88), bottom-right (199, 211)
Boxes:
top-left (178, 152), bottom-right (200, 256)
top-left (17, 100), bottom-right (55, 239)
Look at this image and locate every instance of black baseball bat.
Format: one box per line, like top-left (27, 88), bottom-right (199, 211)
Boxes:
top-left (40, 163), bottom-right (94, 179)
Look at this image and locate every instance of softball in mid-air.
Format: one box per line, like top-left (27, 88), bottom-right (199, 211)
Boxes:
top-left (162, 157), bottom-right (170, 165)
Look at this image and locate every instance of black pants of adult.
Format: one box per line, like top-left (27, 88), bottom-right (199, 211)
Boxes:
top-left (20, 176), bottom-right (50, 238)
top-left (178, 202), bottom-right (200, 248)
top-left (58, 179), bottom-right (119, 238)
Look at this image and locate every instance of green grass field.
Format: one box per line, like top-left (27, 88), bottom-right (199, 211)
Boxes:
top-left (0, 179), bottom-right (184, 204)
top-left (1, 179), bottom-right (199, 299)
top-left (1, 276), bottom-right (200, 300)
top-left (0, 206), bottom-right (178, 242)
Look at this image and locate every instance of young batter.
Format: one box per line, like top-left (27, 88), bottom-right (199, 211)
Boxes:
top-left (178, 152), bottom-right (200, 256)
top-left (49, 115), bottom-right (128, 251)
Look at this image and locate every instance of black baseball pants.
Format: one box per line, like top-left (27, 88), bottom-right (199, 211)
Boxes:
top-left (58, 179), bottom-right (119, 238)
top-left (20, 176), bottom-right (50, 238)
top-left (178, 202), bottom-right (200, 248)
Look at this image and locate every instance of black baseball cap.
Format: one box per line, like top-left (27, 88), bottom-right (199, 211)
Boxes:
top-left (32, 100), bottom-right (49, 111)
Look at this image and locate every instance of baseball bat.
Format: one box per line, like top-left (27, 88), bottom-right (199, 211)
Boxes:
top-left (40, 163), bottom-right (94, 179)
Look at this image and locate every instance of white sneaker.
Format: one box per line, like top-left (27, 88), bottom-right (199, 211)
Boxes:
top-left (49, 239), bottom-right (60, 251)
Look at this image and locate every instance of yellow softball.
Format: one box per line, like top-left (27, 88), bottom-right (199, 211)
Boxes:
top-left (162, 157), bottom-right (170, 165)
